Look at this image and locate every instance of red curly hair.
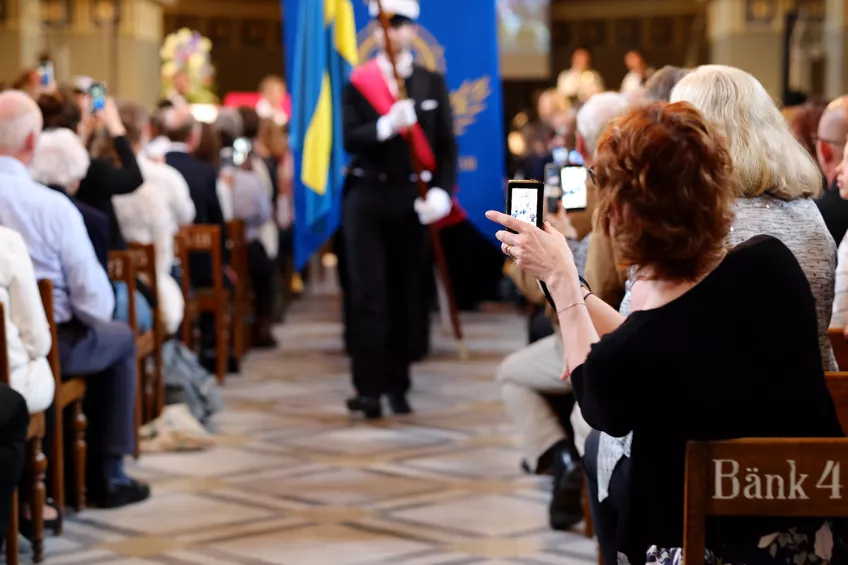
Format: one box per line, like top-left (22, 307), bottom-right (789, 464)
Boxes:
top-left (594, 101), bottom-right (735, 281)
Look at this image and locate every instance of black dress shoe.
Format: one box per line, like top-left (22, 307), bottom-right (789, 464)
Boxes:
top-left (91, 479), bottom-right (151, 509)
top-left (549, 441), bottom-right (584, 530)
top-left (387, 393), bottom-right (412, 415)
top-left (346, 396), bottom-right (382, 419)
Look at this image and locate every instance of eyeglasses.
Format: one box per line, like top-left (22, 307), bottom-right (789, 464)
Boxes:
top-left (587, 167), bottom-right (596, 185)
top-left (814, 135), bottom-right (846, 149)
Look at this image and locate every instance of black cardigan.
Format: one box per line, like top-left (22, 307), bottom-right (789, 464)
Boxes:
top-left (572, 235), bottom-right (844, 561)
top-left (75, 136), bottom-right (144, 251)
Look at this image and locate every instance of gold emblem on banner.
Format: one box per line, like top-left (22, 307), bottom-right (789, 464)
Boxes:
top-left (357, 18), bottom-right (490, 137)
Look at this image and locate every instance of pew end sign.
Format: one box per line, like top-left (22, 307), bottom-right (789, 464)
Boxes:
top-left (687, 439), bottom-right (848, 516)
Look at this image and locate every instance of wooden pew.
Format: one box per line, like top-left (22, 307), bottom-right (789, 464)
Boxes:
top-left (127, 243), bottom-right (164, 423)
top-left (829, 328), bottom-right (848, 371)
top-left (226, 220), bottom-right (250, 360)
top-left (682, 438), bottom-right (848, 564)
top-left (177, 225), bottom-right (230, 384)
top-left (0, 303), bottom-right (48, 564)
top-left (41, 280), bottom-right (87, 516)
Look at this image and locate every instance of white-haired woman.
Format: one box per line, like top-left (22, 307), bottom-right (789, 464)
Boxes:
top-left (575, 65), bottom-right (838, 565)
top-left (30, 128), bottom-right (154, 332)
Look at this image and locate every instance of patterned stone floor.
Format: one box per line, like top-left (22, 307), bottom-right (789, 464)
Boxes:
top-left (24, 291), bottom-right (596, 564)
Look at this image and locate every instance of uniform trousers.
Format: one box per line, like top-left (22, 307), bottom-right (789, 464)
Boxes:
top-left (343, 180), bottom-right (430, 398)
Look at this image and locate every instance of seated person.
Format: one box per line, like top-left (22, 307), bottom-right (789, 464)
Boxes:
top-left (0, 90), bottom-right (149, 508)
top-left (113, 100), bottom-right (193, 336)
top-left (486, 101), bottom-right (845, 564)
top-left (0, 385), bottom-right (28, 548)
top-left (215, 114), bottom-right (277, 347)
top-left (497, 206), bottom-right (590, 530)
top-left (0, 226), bottom-right (55, 414)
top-left (29, 127), bottom-right (153, 333)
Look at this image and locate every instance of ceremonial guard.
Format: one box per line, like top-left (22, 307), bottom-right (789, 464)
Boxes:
top-left (341, 0), bottom-right (457, 419)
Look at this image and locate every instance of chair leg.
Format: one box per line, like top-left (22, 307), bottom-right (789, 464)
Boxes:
top-left (71, 401), bottom-right (87, 512)
top-left (29, 436), bottom-right (46, 563)
top-left (154, 331), bottom-right (164, 420)
top-left (6, 489), bottom-right (19, 565)
top-left (215, 308), bottom-right (226, 385)
top-left (582, 476), bottom-right (594, 539)
top-left (48, 407), bottom-right (65, 520)
top-left (134, 355), bottom-right (144, 459)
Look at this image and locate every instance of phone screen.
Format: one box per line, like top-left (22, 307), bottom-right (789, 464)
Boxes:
top-left (507, 180), bottom-right (544, 230)
top-left (89, 82), bottom-right (106, 113)
top-left (232, 137), bottom-right (252, 166)
top-left (37, 62), bottom-right (54, 87)
top-left (560, 165), bottom-right (588, 211)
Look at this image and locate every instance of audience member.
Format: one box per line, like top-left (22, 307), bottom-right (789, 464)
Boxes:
top-left (486, 100), bottom-right (845, 565)
top-left (0, 226), bottom-right (54, 413)
top-left (0, 90), bottom-right (148, 508)
top-left (0, 385), bottom-right (28, 547)
top-left (831, 140), bottom-right (848, 330)
top-left (816, 96), bottom-right (848, 244)
top-left (166, 69), bottom-right (191, 108)
top-left (577, 92), bottom-right (630, 310)
top-left (113, 100), bottom-right (190, 335)
top-left (643, 65), bottom-right (689, 102)
top-left (213, 115), bottom-right (276, 347)
top-left (556, 49), bottom-right (604, 103)
top-left (145, 101), bottom-right (175, 161)
top-left (75, 97), bottom-right (145, 251)
top-left (789, 101), bottom-right (827, 159)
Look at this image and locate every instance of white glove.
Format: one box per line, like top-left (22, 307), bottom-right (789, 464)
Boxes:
top-left (414, 187), bottom-right (452, 225)
top-left (376, 99), bottom-right (418, 141)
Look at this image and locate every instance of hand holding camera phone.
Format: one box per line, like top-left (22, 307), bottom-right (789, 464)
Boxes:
top-left (37, 62), bottom-right (54, 89)
top-left (89, 82), bottom-right (106, 114)
top-left (220, 137), bottom-right (253, 170)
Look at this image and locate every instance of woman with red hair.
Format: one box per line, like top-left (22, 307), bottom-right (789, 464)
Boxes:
top-left (487, 101), bottom-right (844, 564)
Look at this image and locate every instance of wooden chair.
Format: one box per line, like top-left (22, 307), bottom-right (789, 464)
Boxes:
top-left (682, 438), bottom-right (848, 564)
top-left (226, 220), bottom-right (250, 360)
top-left (178, 225), bottom-right (230, 384)
top-left (173, 231), bottom-right (195, 348)
top-left (127, 243), bottom-right (165, 423)
top-left (107, 252), bottom-right (143, 460)
top-left (826, 371), bottom-right (848, 432)
top-left (41, 280), bottom-right (87, 517)
top-left (1, 304), bottom-right (48, 564)
top-left (829, 328), bottom-right (848, 371)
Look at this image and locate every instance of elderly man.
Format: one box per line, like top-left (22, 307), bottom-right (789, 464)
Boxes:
top-left (816, 96), bottom-right (848, 244)
top-left (495, 91), bottom-right (629, 531)
top-left (0, 90), bottom-right (148, 508)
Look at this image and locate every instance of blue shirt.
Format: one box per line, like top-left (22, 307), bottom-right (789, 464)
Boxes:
top-left (0, 157), bottom-right (115, 324)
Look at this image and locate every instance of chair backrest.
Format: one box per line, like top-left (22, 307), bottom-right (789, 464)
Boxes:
top-left (179, 225), bottom-right (224, 292)
top-left (127, 243), bottom-right (159, 319)
top-left (37, 280), bottom-right (60, 386)
top-left (829, 328), bottom-right (848, 371)
top-left (683, 438), bottom-right (848, 565)
top-left (826, 372), bottom-right (848, 433)
top-left (173, 232), bottom-right (192, 303)
top-left (0, 302), bottom-right (8, 386)
top-left (108, 251), bottom-right (137, 335)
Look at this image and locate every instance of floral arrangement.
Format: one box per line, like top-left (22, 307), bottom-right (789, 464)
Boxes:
top-left (160, 28), bottom-right (218, 103)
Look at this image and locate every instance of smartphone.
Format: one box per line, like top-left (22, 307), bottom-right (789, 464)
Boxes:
top-left (89, 82), bottom-right (106, 113)
top-left (37, 62), bottom-right (54, 88)
top-left (232, 137), bottom-right (252, 166)
top-left (560, 165), bottom-right (589, 212)
top-left (551, 146), bottom-right (568, 165)
top-left (506, 180), bottom-right (545, 231)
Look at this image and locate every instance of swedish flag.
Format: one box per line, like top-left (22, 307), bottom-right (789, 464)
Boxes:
top-left (290, 0), bottom-right (358, 269)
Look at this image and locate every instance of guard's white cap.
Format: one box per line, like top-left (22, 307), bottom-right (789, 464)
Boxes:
top-left (368, 0), bottom-right (420, 20)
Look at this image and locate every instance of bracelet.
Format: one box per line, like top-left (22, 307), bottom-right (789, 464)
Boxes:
top-left (557, 300), bottom-right (587, 315)
top-left (582, 290), bottom-right (594, 301)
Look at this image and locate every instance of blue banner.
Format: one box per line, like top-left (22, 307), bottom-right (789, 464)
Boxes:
top-left (283, 0), bottom-right (505, 253)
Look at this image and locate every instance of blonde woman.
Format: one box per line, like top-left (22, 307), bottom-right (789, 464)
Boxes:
top-left (574, 65), bottom-right (836, 565)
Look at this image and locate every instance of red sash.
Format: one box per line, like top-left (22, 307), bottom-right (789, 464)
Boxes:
top-left (350, 60), bottom-right (466, 229)
top-left (350, 60), bottom-right (437, 172)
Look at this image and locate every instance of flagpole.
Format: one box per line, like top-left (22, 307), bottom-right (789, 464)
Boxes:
top-left (374, 0), bottom-right (468, 361)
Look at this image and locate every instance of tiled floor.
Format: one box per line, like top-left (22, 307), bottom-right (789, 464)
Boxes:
top-left (25, 292), bottom-right (596, 564)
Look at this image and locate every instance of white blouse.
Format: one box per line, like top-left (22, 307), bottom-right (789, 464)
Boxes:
top-left (832, 233), bottom-right (848, 328)
top-left (0, 226), bottom-right (55, 413)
